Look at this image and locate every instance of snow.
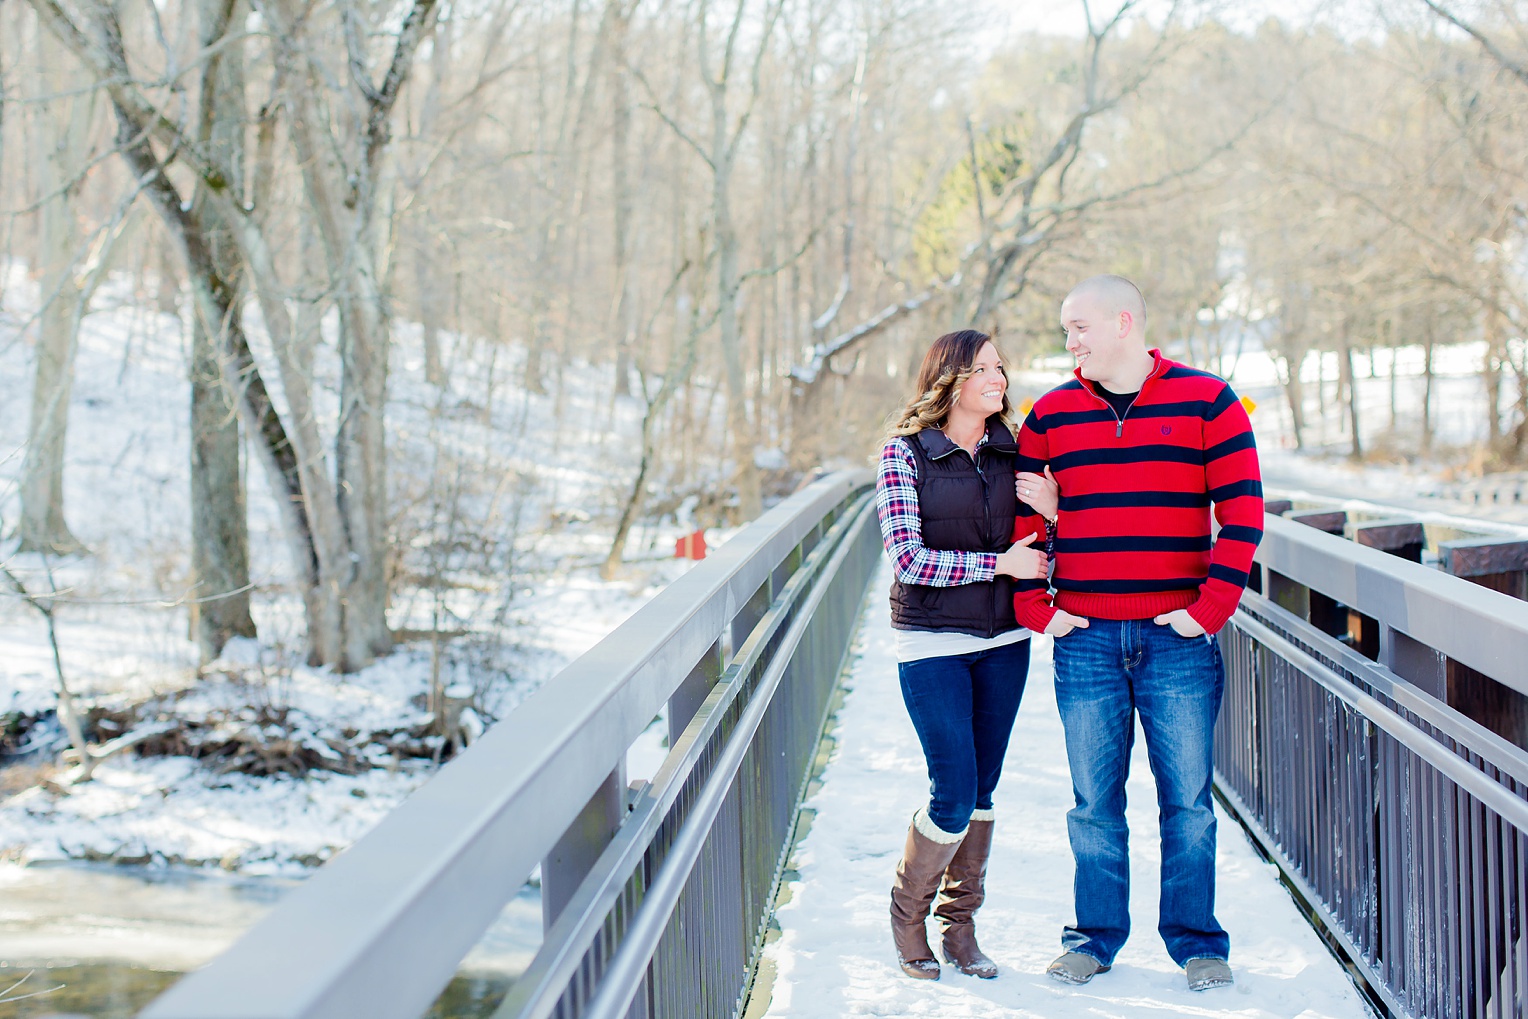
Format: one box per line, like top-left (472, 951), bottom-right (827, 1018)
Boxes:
top-left (758, 559), bottom-right (1371, 1019)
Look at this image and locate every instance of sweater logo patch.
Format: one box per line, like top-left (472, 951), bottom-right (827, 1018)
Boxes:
top-left (1160, 425), bottom-right (1173, 435)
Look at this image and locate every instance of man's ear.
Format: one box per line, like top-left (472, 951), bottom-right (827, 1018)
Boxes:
top-left (1118, 310), bottom-right (1134, 338)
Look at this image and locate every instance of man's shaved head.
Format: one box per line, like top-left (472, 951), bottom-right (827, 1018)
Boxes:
top-left (1066, 274), bottom-right (1147, 335)
top-left (1059, 273), bottom-right (1155, 390)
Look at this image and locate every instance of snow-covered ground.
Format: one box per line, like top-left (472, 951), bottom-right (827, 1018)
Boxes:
top-left (758, 559), bottom-right (1370, 1019)
top-left (0, 264), bottom-right (700, 871)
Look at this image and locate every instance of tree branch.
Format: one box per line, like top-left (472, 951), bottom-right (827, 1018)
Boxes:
top-left (629, 62), bottom-right (715, 169)
top-left (790, 273), bottom-right (963, 388)
top-left (1422, 0), bottom-right (1528, 86)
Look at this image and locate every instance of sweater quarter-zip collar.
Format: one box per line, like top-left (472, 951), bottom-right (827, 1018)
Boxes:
top-left (1071, 348), bottom-right (1172, 439)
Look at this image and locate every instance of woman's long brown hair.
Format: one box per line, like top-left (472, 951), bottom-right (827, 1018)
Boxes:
top-left (885, 329), bottom-right (1014, 439)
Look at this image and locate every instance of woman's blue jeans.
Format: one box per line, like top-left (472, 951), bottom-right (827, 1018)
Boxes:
top-left (897, 638), bottom-right (1031, 836)
top-left (1051, 618), bottom-right (1230, 967)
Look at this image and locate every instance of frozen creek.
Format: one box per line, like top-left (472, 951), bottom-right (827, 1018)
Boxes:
top-left (0, 862), bottom-right (542, 1018)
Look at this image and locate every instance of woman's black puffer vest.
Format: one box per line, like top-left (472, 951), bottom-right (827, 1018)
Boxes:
top-left (889, 418), bottom-right (1019, 637)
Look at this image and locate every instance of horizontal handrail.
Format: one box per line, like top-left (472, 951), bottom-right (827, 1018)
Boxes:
top-left (1255, 513), bottom-right (1528, 695)
top-left (141, 469), bottom-right (874, 1019)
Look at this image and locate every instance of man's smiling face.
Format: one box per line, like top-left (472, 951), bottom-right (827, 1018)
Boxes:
top-left (1060, 291), bottom-right (1128, 388)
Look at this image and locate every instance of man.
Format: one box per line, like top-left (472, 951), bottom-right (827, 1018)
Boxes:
top-left (1011, 274), bottom-right (1263, 992)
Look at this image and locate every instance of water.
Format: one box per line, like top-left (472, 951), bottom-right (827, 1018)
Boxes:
top-left (0, 862), bottom-right (541, 1018)
top-left (0, 965), bottom-right (513, 1018)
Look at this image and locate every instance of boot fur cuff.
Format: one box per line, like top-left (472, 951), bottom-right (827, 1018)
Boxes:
top-left (969, 808), bottom-right (995, 822)
top-left (914, 807), bottom-right (966, 844)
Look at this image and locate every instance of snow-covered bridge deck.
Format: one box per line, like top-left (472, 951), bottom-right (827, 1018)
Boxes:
top-left (758, 559), bottom-right (1368, 1019)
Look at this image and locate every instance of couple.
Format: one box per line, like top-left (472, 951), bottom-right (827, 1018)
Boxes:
top-left (875, 274), bottom-right (1264, 992)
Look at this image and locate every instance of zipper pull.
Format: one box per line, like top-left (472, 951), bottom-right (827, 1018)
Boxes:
top-left (1115, 419), bottom-right (1124, 439)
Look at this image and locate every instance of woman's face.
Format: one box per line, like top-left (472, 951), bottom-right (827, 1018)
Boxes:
top-left (951, 341), bottom-right (1006, 420)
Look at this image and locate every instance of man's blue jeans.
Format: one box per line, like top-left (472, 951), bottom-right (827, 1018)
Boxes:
top-left (897, 638), bottom-right (1031, 835)
top-left (1051, 618), bottom-right (1229, 966)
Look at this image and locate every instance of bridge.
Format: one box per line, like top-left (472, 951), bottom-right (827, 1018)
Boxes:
top-left (77, 471), bottom-right (1527, 1019)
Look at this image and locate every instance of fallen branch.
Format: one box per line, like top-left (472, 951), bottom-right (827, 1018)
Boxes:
top-left (60, 721), bottom-right (176, 768)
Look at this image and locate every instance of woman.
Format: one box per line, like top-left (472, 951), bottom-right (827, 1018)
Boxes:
top-left (876, 329), bottom-right (1058, 981)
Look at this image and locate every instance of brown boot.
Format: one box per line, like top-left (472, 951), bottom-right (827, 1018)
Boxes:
top-left (935, 814), bottom-right (997, 978)
top-left (890, 809), bottom-right (965, 979)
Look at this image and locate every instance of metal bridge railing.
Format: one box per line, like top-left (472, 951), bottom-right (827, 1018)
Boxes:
top-left (138, 469), bottom-right (880, 1019)
top-left (1217, 514), bottom-right (1528, 1019)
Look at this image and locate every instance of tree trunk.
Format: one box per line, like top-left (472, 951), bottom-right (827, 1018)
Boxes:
top-left (1388, 335), bottom-right (1398, 433)
top-left (1282, 350), bottom-right (1307, 450)
top-left (155, 241), bottom-right (181, 315)
top-left (19, 29), bottom-right (92, 554)
top-left (1316, 349), bottom-right (1330, 447)
top-left (603, 417), bottom-right (654, 580)
top-left (418, 245), bottom-right (445, 387)
top-left (1340, 324), bottom-right (1362, 460)
top-left (1485, 282), bottom-right (1504, 446)
top-left (1422, 334), bottom-right (1436, 454)
top-left (280, 48), bottom-right (399, 668)
top-left (609, 0), bottom-right (636, 400)
top-left (1511, 349), bottom-right (1528, 458)
top-left (416, 13), bottom-right (450, 388)
top-left (188, 0), bottom-right (256, 661)
top-left (714, 145), bottom-right (761, 521)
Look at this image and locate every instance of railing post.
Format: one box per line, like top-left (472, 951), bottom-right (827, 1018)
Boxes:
top-left (1348, 519), bottom-right (1424, 563)
top-left (1346, 519), bottom-right (1425, 659)
top-left (1437, 537), bottom-right (1528, 749)
top-left (1438, 536), bottom-right (1528, 602)
top-left (732, 576), bottom-right (773, 654)
top-left (670, 637), bottom-right (725, 747)
top-left (542, 765), bottom-right (627, 931)
top-left (1288, 510), bottom-right (1348, 637)
top-left (1378, 624), bottom-right (1447, 700)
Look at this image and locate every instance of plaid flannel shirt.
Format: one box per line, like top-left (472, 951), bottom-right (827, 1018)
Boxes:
top-left (875, 436), bottom-right (998, 587)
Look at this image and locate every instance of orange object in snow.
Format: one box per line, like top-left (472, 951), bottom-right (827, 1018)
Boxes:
top-left (675, 529), bottom-right (708, 560)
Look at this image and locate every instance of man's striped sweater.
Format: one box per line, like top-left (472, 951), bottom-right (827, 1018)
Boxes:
top-left (1013, 349), bottom-right (1264, 635)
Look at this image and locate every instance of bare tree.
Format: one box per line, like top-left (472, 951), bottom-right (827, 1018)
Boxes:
top-left (188, 0), bottom-right (257, 660)
top-left (27, 0), bottom-right (438, 670)
top-left (18, 28), bottom-right (99, 554)
top-left (640, 0), bottom-right (785, 521)
top-left (788, 1), bottom-right (1214, 395)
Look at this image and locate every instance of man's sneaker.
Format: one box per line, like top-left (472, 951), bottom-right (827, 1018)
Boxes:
top-left (1186, 957), bottom-right (1233, 991)
top-left (1046, 951), bottom-right (1110, 984)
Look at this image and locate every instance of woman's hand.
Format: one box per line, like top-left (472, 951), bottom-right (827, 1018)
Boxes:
top-left (1016, 466), bottom-right (1059, 522)
top-left (994, 532), bottom-right (1048, 579)
top-left (1045, 610), bottom-right (1090, 637)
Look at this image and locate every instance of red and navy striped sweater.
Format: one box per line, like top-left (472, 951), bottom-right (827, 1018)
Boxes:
top-left (1013, 349), bottom-right (1263, 635)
